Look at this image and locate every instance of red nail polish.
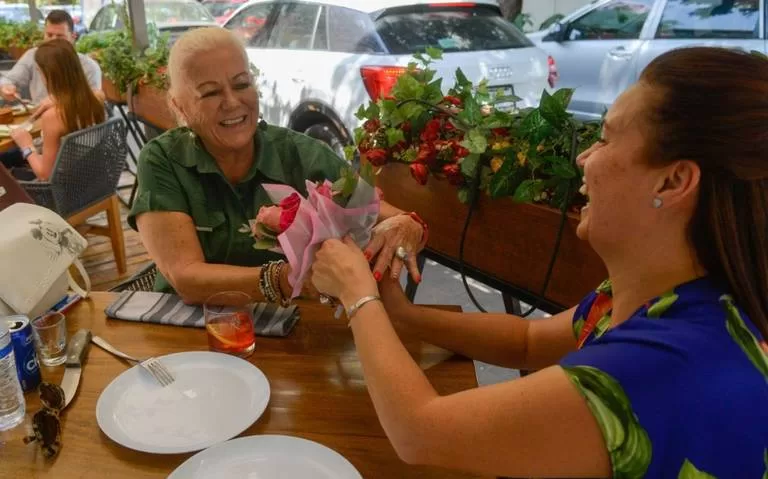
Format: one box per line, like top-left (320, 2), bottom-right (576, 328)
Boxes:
top-left (364, 251), bottom-right (372, 261)
top-left (374, 271), bottom-right (382, 282)
top-left (415, 275), bottom-right (422, 284)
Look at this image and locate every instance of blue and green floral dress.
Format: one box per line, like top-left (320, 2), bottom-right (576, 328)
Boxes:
top-left (559, 277), bottom-right (768, 478)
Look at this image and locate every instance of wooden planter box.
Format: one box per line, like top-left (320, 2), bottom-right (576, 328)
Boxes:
top-left (375, 162), bottom-right (607, 309)
top-left (8, 46), bottom-right (27, 60)
top-left (128, 83), bottom-right (176, 131)
top-left (102, 77), bottom-right (126, 104)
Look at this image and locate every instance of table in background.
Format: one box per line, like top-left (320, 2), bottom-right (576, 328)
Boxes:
top-left (0, 112), bottom-right (40, 154)
top-left (0, 292), bottom-right (486, 479)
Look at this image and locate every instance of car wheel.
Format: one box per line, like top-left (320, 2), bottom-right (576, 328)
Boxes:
top-left (303, 122), bottom-right (346, 159)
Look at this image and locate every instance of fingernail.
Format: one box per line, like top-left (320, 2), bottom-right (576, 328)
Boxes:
top-left (364, 251), bottom-right (372, 261)
top-left (391, 271), bottom-right (399, 280)
top-left (374, 271), bottom-right (382, 282)
top-left (415, 275), bottom-right (422, 284)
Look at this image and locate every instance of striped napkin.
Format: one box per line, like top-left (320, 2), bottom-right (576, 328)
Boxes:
top-left (105, 291), bottom-right (300, 337)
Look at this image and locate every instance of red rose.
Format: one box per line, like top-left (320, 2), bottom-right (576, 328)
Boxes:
top-left (392, 141), bottom-right (408, 154)
top-left (451, 140), bottom-right (470, 159)
top-left (363, 119), bottom-right (380, 133)
top-left (414, 144), bottom-right (437, 166)
top-left (358, 139), bottom-right (372, 154)
top-left (410, 163), bottom-right (429, 186)
top-left (443, 95), bottom-right (462, 106)
top-left (492, 128), bottom-right (509, 137)
top-left (365, 148), bottom-right (389, 167)
top-left (278, 193), bottom-right (301, 231)
top-left (443, 121), bottom-right (456, 132)
top-left (420, 119), bottom-right (442, 142)
top-left (400, 121), bottom-right (412, 133)
top-left (442, 164), bottom-right (464, 186)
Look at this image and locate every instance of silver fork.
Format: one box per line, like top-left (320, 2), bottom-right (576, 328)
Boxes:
top-left (91, 335), bottom-right (175, 387)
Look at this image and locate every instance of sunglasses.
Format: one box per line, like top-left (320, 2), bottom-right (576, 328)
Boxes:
top-left (23, 382), bottom-right (65, 459)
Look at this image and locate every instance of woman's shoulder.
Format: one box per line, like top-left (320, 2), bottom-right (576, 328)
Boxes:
top-left (139, 127), bottom-right (198, 165)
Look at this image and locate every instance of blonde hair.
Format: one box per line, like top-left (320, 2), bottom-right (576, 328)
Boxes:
top-left (167, 27), bottom-right (250, 125)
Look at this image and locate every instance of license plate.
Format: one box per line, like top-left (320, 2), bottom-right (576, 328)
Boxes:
top-left (491, 84), bottom-right (520, 113)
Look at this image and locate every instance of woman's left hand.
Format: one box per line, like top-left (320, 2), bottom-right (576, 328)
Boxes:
top-left (364, 214), bottom-right (424, 282)
top-left (10, 128), bottom-right (33, 149)
top-left (312, 237), bottom-right (378, 308)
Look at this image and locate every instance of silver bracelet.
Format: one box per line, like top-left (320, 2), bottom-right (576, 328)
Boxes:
top-left (346, 295), bottom-right (381, 322)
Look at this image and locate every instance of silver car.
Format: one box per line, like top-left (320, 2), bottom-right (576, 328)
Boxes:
top-left (529, 0), bottom-right (763, 121)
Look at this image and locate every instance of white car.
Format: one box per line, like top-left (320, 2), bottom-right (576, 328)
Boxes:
top-left (224, 0), bottom-right (556, 156)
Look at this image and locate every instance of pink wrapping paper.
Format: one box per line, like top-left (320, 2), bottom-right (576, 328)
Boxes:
top-left (262, 179), bottom-right (380, 298)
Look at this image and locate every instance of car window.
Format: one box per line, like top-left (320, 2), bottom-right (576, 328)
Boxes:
top-left (266, 3), bottom-right (320, 50)
top-left (313, 5), bottom-right (328, 50)
top-left (327, 6), bottom-right (385, 53)
top-left (226, 3), bottom-right (274, 45)
top-left (375, 4), bottom-right (532, 54)
top-left (92, 6), bottom-right (118, 31)
top-left (145, 2), bottom-right (215, 24)
top-left (204, 2), bottom-right (238, 19)
top-left (567, 0), bottom-right (654, 41)
top-left (656, 0), bottom-right (759, 39)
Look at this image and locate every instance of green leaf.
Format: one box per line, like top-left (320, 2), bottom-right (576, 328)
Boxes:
top-left (344, 145), bottom-right (357, 162)
top-left (254, 222), bottom-right (277, 240)
top-left (391, 73), bottom-right (425, 100)
top-left (460, 154), bottom-right (480, 178)
top-left (521, 109), bottom-right (553, 144)
top-left (425, 46), bottom-right (443, 60)
top-left (512, 179), bottom-right (544, 203)
top-left (457, 187), bottom-right (470, 204)
top-left (354, 128), bottom-right (366, 146)
top-left (253, 238), bottom-right (278, 250)
top-left (488, 160), bottom-right (515, 198)
top-left (677, 459), bottom-right (717, 479)
top-left (455, 68), bottom-right (471, 88)
top-left (543, 156), bottom-right (578, 179)
top-left (539, 89), bottom-right (571, 130)
top-left (425, 78), bottom-right (444, 103)
top-left (461, 129), bottom-right (488, 155)
top-left (386, 128), bottom-right (406, 147)
top-left (457, 95), bottom-right (482, 127)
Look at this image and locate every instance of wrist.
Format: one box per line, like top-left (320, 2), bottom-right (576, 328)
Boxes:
top-left (340, 286), bottom-right (378, 310)
top-left (403, 211), bottom-right (428, 247)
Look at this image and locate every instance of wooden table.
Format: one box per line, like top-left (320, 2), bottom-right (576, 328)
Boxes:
top-left (0, 112), bottom-right (41, 154)
top-left (0, 293), bottom-right (485, 478)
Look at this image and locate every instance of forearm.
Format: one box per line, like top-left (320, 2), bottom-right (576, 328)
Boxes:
top-left (391, 303), bottom-right (531, 369)
top-left (348, 301), bottom-right (440, 459)
top-left (167, 261), bottom-right (289, 305)
top-left (25, 151), bottom-right (52, 181)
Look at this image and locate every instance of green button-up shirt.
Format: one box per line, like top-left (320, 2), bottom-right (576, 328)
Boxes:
top-left (128, 123), bottom-right (347, 293)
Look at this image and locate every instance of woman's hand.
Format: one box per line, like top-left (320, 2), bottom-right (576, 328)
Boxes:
top-left (365, 214), bottom-right (424, 283)
top-left (10, 127), bottom-right (33, 149)
top-left (312, 237), bottom-right (378, 308)
top-left (279, 263), bottom-right (319, 300)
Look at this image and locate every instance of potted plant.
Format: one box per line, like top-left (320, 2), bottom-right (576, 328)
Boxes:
top-left (129, 30), bottom-right (176, 130)
top-left (0, 21), bottom-right (42, 60)
top-left (352, 49), bottom-right (607, 308)
top-left (76, 30), bottom-right (129, 102)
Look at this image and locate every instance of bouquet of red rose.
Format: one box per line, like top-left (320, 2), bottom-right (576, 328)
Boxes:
top-left (240, 165), bottom-right (380, 298)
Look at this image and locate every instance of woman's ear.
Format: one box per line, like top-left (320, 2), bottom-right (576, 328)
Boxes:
top-left (168, 95), bottom-right (189, 127)
top-left (655, 160), bottom-right (701, 207)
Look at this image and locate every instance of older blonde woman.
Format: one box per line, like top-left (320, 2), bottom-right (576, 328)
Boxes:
top-left (128, 27), bottom-right (425, 305)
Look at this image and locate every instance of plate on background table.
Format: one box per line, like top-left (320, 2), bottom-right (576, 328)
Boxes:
top-left (169, 435), bottom-right (363, 479)
top-left (96, 351), bottom-right (270, 454)
top-left (0, 123), bottom-right (33, 137)
top-left (11, 103), bottom-right (37, 116)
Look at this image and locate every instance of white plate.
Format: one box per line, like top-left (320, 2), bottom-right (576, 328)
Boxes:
top-left (96, 351), bottom-right (270, 454)
top-left (169, 435), bottom-right (363, 479)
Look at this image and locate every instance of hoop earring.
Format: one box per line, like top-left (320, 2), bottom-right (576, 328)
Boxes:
top-left (652, 197), bottom-right (663, 209)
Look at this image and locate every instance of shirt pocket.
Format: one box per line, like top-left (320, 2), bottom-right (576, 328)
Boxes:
top-left (192, 210), bottom-right (228, 262)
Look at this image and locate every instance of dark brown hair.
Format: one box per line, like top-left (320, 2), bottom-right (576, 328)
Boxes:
top-left (45, 10), bottom-right (74, 33)
top-left (640, 47), bottom-right (768, 339)
top-left (35, 39), bottom-right (105, 134)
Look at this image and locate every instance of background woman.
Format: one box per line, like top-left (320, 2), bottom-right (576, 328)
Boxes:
top-left (312, 47), bottom-right (768, 478)
top-left (8, 38), bottom-right (105, 181)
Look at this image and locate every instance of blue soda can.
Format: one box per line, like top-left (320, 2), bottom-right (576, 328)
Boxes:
top-left (4, 315), bottom-right (41, 392)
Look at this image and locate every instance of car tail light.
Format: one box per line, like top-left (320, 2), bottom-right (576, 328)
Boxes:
top-left (547, 55), bottom-right (559, 88)
top-left (360, 66), bottom-right (408, 101)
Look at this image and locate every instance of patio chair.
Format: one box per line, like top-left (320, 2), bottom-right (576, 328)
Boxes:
top-left (19, 117), bottom-right (129, 273)
top-left (109, 262), bottom-right (158, 292)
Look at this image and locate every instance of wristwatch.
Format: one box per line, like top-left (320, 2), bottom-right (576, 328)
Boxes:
top-left (21, 147), bottom-right (34, 160)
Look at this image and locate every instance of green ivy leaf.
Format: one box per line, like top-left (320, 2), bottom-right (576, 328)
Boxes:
top-left (539, 89), bottom-right (571, 130)
top-left (512, 179), bottom-right (544, 203)
top-left (386, 128), bottom-right (406, 147)
top-left (455, 68), bottom-right (471, 88)
top-left (253, 238), bottom-right (278, 250)
top-left (426, 46), bottom-right (443, 60)
top-left (354, 128), bottom-right (366, 146)
top-left (425, 78), bottom-right (444, 103)
top-left (521, 110), bottom-right (553, 144)
top-left (344, 145), bottom-right (357, 162)
top-left (457, 95), bottom-right (482, 127)
top-left (460, 154), bottom-right (480, 177)
top-left (543, 156), bottom-right (578, 179)
top-left (461, 129), bottom-right (488, 155)
top-left (488, 160), bottom-right (515, 198)
top-left (457, 187), bottom-right (470, 204)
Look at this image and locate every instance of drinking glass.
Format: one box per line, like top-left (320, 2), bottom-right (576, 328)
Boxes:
top-left (204, 291), bottom-right (255, 358)
top-left (31, 312), bottom-right (67, 366)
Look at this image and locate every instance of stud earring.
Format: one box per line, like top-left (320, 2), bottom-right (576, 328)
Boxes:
top-left (652, 197), bottom-right (663, 209)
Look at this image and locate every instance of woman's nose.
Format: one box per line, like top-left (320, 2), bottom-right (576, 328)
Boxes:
top-left (576, 143), bottom-right (596, 168)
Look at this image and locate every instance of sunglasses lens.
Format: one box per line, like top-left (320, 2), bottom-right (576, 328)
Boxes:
top-left (39, 382), bottom-right (65, 410)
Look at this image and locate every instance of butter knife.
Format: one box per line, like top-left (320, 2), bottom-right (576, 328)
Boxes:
top-left (61, 329), bottom-right (92, 409)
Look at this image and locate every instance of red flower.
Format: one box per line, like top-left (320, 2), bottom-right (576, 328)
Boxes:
top-left (400, 121), bottom-right (412, 133)
top-left (443, 95), bottom-right (462, 106)
top-left (365, 148), bottom-right (389, 167)
top-left (414, 143), bottom-right (437, 166)
top-left (358, 139), bottom-right (372, 154)
top-left (278, 193), bottom-right (301, 231)
top-left (420, 119), bottom-right (442, 142)
top-left (492, 128), bottom-right (509, 137)
top-left (451, 140), bottom-right (470, 159)
top-left (392, 141), bottom-right (408, 154)
top-left (363, 119), bottom-right (380, 133)
top-left (442, 164), bottom-right (464, 186)
top-left (410, 163), bottom-right (429, 185)
top-left (443, 121), bottom-right (456, 132)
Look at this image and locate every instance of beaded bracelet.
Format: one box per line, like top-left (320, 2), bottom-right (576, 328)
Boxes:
top-left (258, 260), bottom-right (290, 306)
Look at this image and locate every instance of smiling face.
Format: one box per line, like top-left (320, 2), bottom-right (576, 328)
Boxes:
top-left (171, 45), bottom-right (259, 154)
top-left (575, 84), bottom-right (671, 256)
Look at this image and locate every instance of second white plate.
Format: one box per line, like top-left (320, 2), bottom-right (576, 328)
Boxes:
top-left (96, 351), bottom-right (270, 454)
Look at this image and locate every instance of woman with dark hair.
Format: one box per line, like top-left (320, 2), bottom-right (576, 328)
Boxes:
top-left (8, 38), bottom-right (105, 181)
top-left (311, 47), bottom-right (768, 478)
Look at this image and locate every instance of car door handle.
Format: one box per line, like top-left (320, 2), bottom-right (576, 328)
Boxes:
top-left (608, 47), bottom-right (634, 60)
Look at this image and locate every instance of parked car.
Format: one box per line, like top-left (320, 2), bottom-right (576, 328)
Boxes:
top-left (223, 0), bottom-right (555, 157)
top-left (0, 3), bottom-right (43, 23)
top-left (202, 0), bottom-right (247, 24)
top-left (88, 0), bottom-right (218, 42)
top-left (529, 0), bottom-right (763, 121)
